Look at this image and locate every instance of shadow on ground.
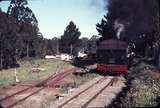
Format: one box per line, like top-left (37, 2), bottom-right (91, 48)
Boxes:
top-left (106, 76), bottom-right (134, 108)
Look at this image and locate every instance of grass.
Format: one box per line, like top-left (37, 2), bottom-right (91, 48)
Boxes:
top-left (0, 58), bottom-right (71, 87)
top-left (41, 98), bottom-right (57, 108)
top-left (59, 70), bottom-right (98, 93)
top-left (40, 69), bottom-right (99, 108)
top-left (114, 62), bottom-right (160, 107)
top-left (121, 79), bottom-right (160, 107)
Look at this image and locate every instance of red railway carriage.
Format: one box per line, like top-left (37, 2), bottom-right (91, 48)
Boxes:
top-left (96, 39), bottom-right (128, 72)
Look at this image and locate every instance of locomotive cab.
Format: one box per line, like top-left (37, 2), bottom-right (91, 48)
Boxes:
top-left (96, 39), bottom-right (128, 72)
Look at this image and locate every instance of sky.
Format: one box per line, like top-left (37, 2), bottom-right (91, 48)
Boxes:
top-left (0, 0), bottom-right (106, 39)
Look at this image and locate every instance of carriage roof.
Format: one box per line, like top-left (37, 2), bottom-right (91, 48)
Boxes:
top-left (97, 39), bottom-right (127, 50)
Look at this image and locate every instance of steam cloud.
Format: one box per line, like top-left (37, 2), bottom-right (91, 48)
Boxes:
top-left (114, 20), bottom-right (125, 39)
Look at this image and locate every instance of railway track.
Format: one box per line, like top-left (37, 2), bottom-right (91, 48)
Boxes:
top-left (0, 67), bottom-right (79, 108)
top-left (54, 76), bottom-right (120, 108)
top-left (82, 77), bottom-right (118, 108)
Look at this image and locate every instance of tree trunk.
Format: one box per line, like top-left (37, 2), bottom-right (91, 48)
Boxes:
top-left (157, 46), bottom-right (160, 68)
top-left (0, 49), bottom-right (3, 69)
top-left (56, 43), bottom-right (59, 54)
top-left (27, 43), bottom-right (29, 58)
top-left (70, 44), bottom-right (73, 55)
top-left (158, 53), bottom-right (160, 68)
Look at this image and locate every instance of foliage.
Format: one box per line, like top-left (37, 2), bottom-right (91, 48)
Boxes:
top-left (0, 10), bottom-right (19, 69)
top-left (77, 37), bottom-right (89, 53)
top-left (154, 13), bottom-right (160, 46)
top-left (60, 21), bottom-right (81, 55)
top-left (42, 37), bottom-right (60, 55)
top-left (87, 35), bottom-right (98, 53)
top-left (7, 0), bottom-right (38, 27)
top-left (114, 62), bottom-right (160, 107)
top-left (7, 0), bottom-right (41, 58)
top-left (0, 0), bottom-right (45, 69)
top-left (96, 15), bottom-right (116, 40)
top-left (97, 0), bottom-right (159, 58)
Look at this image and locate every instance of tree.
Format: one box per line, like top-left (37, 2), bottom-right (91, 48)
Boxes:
top-left (0, 0), bottom-right (44, 69)
top-left (97, 0), bottom-right (159, 58)
top-left (51, 37), bottom-right (60, 54)
top-left (41, 37), bottom-right (60, 56)
top-left (0, 10), bottom-right (19, 69)
top-left (96, 15), bottom-right (117, 40)
top-left (98, 0), bottom-right (159, 40)
top-left (153, 6), bottom-right (160, 65)
top-left (79, 37), bottom-right (89, 52)
top-left (154, 14), bottom-right (160, 46)
top-left (7, 0), bottom-right (38, 27)
top-left (87, 35), bottom-right (98, 54)
top-left (7, 0), bottom-right (41, 58)
top-left (60, 21), bottom-right (81, 55)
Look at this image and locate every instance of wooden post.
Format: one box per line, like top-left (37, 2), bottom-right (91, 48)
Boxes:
top-left (14, 68), bottom-right (20, 83)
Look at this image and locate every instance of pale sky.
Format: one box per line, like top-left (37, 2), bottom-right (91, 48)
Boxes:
top-left (0, 0), bottom-right (106, 39)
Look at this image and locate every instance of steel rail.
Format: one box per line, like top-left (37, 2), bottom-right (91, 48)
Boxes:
top-left (57, 76), bottom-right (108, 108)
top-left (0, 67), bottom-right (78, 108)
top-left (6, 87), bottom-right (44, 108)
top-left (82, 77), bottom-right (116, 108)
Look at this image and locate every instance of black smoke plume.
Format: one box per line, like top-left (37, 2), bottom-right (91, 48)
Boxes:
top-left (104, 0), bottom-right (159, 43)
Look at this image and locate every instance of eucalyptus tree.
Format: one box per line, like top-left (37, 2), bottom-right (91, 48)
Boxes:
top-left (7, 0), bottom-right (41, 58)
top-left (0, 10), bottom-right (19, 68)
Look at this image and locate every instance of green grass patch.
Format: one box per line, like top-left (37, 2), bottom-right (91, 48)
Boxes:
top-left (0, 58), bottom-right (71, 87)
top-left (116, 62), bottom-right (160, 107)
top-left (41, 98), bottom-right (56, 108)
top-left (59, 69), bottom-right (98, 94)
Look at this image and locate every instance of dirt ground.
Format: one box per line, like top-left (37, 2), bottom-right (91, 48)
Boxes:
top-left (0, 65), bottom-right (98, 108)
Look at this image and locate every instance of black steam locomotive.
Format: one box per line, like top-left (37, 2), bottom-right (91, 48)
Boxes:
top-left (96, 39), bottom-right (128, 72)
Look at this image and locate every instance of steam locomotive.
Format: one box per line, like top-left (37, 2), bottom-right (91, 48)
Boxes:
top-left (96, 39), bottom-right (129, 73)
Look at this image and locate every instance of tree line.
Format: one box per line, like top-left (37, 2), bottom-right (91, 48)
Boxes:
top-left (0, 0), bottom-right (98, 69)
top-left (1, 0), bottom-right (159, 69)
top-left (0, 0), bottom-right (43, 69)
